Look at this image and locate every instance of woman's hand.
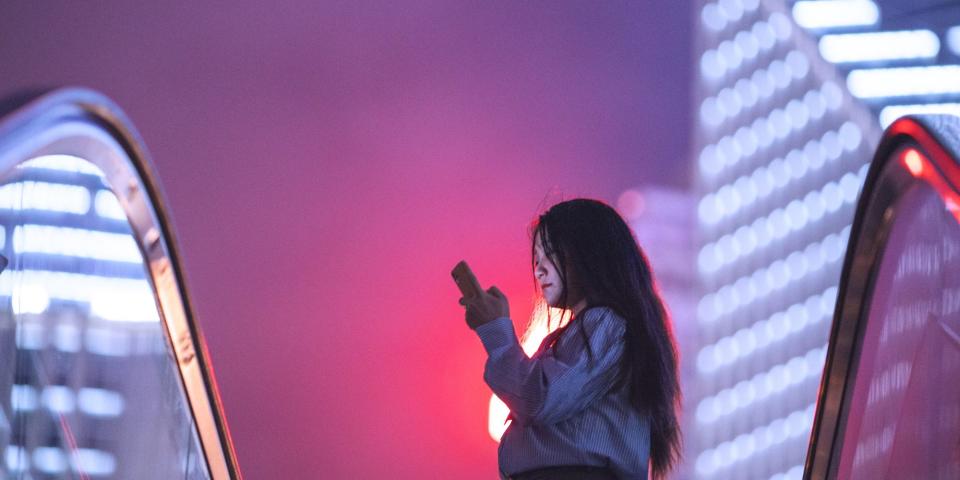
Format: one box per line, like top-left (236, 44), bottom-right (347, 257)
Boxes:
top-left (459, 286), bottom-right (510, 330)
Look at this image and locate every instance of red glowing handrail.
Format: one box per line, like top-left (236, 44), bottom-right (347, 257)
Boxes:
top-left (804, 114), bottom-right (960, 479)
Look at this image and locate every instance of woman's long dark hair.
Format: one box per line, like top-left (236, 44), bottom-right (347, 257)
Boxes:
top-left (531, 198), bottom-right (681, 479)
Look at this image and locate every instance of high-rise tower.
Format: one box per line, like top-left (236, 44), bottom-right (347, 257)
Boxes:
top-left (691, 1), bottom-right (960, 478)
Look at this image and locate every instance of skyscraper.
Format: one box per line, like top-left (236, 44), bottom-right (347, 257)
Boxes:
top-left (691, 1), bottom-right (960, 478)
top-left (693, 1), bottom-right (876, 478)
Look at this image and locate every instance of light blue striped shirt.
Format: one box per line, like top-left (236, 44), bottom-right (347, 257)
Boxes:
top-left (475, 306), bottom-right (650, 479)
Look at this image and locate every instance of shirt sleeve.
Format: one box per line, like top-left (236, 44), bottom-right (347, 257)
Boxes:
top-left (474, 306), bottom-right (626, 426)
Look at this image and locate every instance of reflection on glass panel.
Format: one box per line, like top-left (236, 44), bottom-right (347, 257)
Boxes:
top-left (0, 155), bottom-right (210, 479)
top-left (837, 177), bottom-right (960, 479)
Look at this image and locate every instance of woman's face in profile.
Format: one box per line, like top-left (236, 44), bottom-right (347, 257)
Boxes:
top-left (534, 234), bottom-right (564, 308)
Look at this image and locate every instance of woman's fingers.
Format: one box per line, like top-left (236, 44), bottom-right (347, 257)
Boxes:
top-left (487, 285), bottom-right (504, 299)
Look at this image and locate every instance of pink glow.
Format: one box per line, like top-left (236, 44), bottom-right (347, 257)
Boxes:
top-left (0, 2), bottom-right (691, 478)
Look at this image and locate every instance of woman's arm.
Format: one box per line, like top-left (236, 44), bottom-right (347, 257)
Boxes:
top-left (474, 306), bottom-right (626, 426)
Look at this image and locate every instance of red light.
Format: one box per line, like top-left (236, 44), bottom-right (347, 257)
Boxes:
top-left (903, 149), bottom-right (924, 177)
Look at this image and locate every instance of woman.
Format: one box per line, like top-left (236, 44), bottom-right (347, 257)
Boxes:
top-left (459, 198), bottom-right (681, 480)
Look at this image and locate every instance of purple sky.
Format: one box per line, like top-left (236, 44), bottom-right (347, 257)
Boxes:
top-left (0, 1), bottom-right (692, 477)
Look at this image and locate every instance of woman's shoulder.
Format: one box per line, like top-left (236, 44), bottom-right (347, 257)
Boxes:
top-left (576, 305), bottom-right (627, 332)
top-left (578, 304), bottom-right (622, 320)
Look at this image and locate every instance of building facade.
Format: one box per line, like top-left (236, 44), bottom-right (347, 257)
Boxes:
top-left (691, 0), bottom-right (960, 478)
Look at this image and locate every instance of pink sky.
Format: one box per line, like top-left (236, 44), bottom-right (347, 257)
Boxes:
top-left (0, 1), bottom-right (691, 477)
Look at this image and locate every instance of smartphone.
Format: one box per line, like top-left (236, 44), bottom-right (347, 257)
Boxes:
top-left (451, 260), bottom-right (484, 299)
